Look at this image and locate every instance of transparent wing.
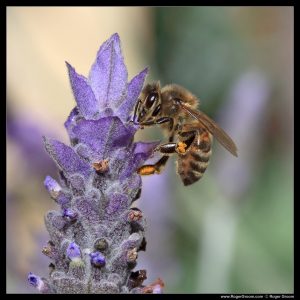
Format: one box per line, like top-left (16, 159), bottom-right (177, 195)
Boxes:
top-left (179, 102), bottom-right (238, 157)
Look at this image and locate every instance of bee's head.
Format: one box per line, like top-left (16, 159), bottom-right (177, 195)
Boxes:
top-left (134, 81), bottom-right (162, 123)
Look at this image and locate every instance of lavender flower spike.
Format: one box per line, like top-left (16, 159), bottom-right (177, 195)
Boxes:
top-left (28, 33), bottom-right (163, 294)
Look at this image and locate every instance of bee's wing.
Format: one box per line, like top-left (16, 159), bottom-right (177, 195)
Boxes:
top-left (179, 102), bottom-right (238, 157)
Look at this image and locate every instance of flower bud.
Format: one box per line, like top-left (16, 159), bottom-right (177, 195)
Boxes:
top-left (44, 176), bottom-right (61, 200)
top-left (90, 251), bottom-right (106, 267)
top-left (66, 242), bottom-right (81, 261)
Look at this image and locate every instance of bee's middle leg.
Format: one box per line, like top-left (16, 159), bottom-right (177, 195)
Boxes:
top-left (154, 142), bottom-right (187, 155)
top-left (154, 130), bottom-right (196, 155)
top-left (137, 138), bottom-right (192, 176)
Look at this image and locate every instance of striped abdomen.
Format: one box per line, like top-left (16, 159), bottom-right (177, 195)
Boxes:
top-left (177, 132), bottom-right (213, 186)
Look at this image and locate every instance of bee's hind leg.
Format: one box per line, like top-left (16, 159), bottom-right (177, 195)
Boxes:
top-left (137, 155), bottom-right (170, 175)
top-left (137, 135), bottom-right (175, 176)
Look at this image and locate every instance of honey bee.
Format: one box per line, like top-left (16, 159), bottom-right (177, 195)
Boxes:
top-left (131, 82), bottom-right (238, 186)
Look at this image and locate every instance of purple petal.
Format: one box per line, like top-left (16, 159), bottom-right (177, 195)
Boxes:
top-left (119, 141), bottom-right (160, 179)
top-left (90, 252), bottom-right (106, 267)
top-left (88, 33), bottom-right (128, 110)
top-left (134, 141), bottom-right (160, 158)
top-left (116, 68), bottom-right (148, 122)
top-left (27, 273), bottom-right (50, 293)
top-left (66, 62), bottom-right (99, 120)
top-left (43, 137), bottom-right (91, 178)
top-left (64, 107), bottom-right (80, 140)
top-left (72, 116), bottom-right (133, 160)
top-left (66, 242), bottom-right (81, 260)
top-left (28, 272), bottom-right (42, 288)
top-left (119, 141), bottom-right (159, 180)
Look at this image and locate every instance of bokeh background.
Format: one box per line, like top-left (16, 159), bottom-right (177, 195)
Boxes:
top-left (7, 7), bottom-right (293, 293)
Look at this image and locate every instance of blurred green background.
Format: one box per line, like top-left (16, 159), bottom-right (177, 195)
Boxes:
top-left (7, 7), bottom-right (293, 293)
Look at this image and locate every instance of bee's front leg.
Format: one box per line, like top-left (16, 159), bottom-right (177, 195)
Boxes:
top-left (131, 117), bottom-right (174, 130)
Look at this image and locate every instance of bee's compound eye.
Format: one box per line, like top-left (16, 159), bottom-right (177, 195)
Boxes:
top-left (145, 92), bottom-right (158, 109)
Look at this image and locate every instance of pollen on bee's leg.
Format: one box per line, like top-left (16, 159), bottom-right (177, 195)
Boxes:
top-left (176, 142), bottom-right (187, 154)
top-left (137, 165), bottom-right (157, 176)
